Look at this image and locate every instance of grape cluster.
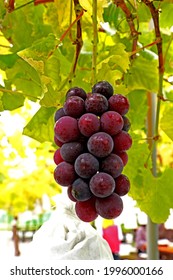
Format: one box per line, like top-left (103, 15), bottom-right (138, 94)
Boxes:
top-left (53, 81), bottom-right (132, 222)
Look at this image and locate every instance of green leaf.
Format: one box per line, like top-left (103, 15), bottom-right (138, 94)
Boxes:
top-left (0, 89), bottom-right (25, 111)
top-left (23, 106), bottom-right (56, 143)
top-left (160, 103), bottom-right (173, 141)
top-left (124, 56), bottom-right (159, 92)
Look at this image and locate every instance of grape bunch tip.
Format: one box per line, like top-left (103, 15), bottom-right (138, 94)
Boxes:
top-left (53, 81), bottom-right (132, 223)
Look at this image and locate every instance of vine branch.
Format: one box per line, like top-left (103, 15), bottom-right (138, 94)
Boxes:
top-left (113, 0), bottom-right (140, 59)
top-left (91, 0), bottom-right (98, 85)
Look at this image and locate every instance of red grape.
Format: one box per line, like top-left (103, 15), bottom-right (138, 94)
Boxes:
top-left (95, 193), bottom-right (123, 219)
top-left (85, 93), bottom-right (108, 115)
top-left (113, 131), bottom-right (132, 153)
top-left (75, 197), bottom-right (98, 222)
top-left (67, 185), bottom-right (77, 202)
top-left (122, 116), bottom-right (131, 132)
top-left (89, 172), bottom-right (115, 198)
top-left (78, 113), bottom-right (100, 137)
top-left (114, 174), bottom-right (130, 196)
top-left (87, 132), bottom-right (114, 158)
top-left (54, 135), bottom-right (63, 147)
top-left (101, 153), bottom-right (124, 178)
top-left (100, 111), bottom-right (124, 135)
top-left (74, 153), bottom-right (99, 179)
top-left (92, 80), bottom-right (113, 99)
top-left (72, 178), bottom-right (92, 201)
top-left (54, 116), bottom-right (80, 143)
top-left (53, 149), bottom-right (64, 165)
top-left (109, 94), bottom-right (130, 115)
top-left (116, 151), bottom-right (128, 166)
top-left (60, 142), bottom-right (84, 163)
top-left (54, 162), bottom-right (76, 186)
top-left (64, 96), bottom-right (85, 118)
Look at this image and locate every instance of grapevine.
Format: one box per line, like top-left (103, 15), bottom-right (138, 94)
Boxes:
top-left (53, 81), bottom-right (132, 222)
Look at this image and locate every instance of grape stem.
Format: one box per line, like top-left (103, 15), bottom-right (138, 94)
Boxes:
top-left (91, 0), bottom-right (98, 85)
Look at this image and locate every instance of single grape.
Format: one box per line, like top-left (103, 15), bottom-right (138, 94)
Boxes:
top-left (95, 193), bottom-right (123, 219)
top-left (72, 178), bottom-right (92, 201)
top-left (66, 87), bottom-right (87, 100)
top-left (67, 185), bottom-right (77, 202)
top-left (54, 116), bottom-right (80, 143)
top-left (101, 153), bottom-right (124, 178)
top-left (100, 111), bottom-right (124, 136)
top-left (78, 113), bottom-right (100, 137)
top-left (116, 151), bottom-right (128, 166)
top-left (63, 96), bottom-right (85, 118)
top-left (60, 142), bottom-right (84, 163)
top-left (74, 153), bottom-right (99, 179)
top-left (75, 197), bottom-right (98, 222)
top-left (122, 116), bottom-right (131, 132)
top-left (114, 174), bottom-right (130, 196)
top-left (85, 93), bottom-right (108, 115)
top-left (87, 132), bottom-right (114, 158)
top-left (113, 131), bottom-right (132, 153)
top-left (54, 135), bottom-right (63, 147)
top-left (109, 94), bottom-right (130, 115)
top-left (53, 149), bottom-right (64, 165)
top-left (92, 81), bottom-right (113, 99)
top-left (54, 108), bottom-right (66, 123)
top-left (89, 172), bottom-right (115, 198)
top-left (54, 162), bottom-right (76, 186)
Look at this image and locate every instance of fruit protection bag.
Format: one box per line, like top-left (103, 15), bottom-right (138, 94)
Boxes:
top-left (30, 199), bottom-right (113, 260)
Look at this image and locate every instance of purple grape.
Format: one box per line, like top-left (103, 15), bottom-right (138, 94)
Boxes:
top-left (101, 153), bottom-right (124, 178)
top-left (109, 94), bottom-right (130, 115)
top-left (87, 132), bottom-right (114, 158)
top-left (72, 178), bottom-right (92, 201)
top-left (60, 142), bottom-right (84, 163)
top-left (89, 172), bottom-right (115, 198)
top-left (54, 108), bottom-right (66, 123)
top-left (92, 81), bottom-right (114, 99)
top-left (54, 162), bottom-right (76, 186)
top-left (63, 96), bottom-right (85, 118)
top-left (66, 87), bottom-right (87, 100)
top-left (85, 93), bottom-right (108, 115)
top-left (114, 174), bottom-right (130, 196)
top-left (113, 131), bottom-right (132, 153)
top-left (74, 153), bottom-right (99, 179)
top-left (75, 197), bottom-right (98, 222)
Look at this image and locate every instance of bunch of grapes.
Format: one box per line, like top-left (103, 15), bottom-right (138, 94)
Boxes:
top-left (53, 81), bottom-right (132, 222)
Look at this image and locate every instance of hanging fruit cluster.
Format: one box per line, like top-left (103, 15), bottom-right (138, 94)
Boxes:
top-left (53, 81), bottom-right (132, 222)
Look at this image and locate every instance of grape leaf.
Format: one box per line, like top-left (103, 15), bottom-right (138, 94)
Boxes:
top-left (160, 104), bottom-right (173, 141)
top-left (0, 89), bottom-right (25, 111)
top-left (23, 106), bottom-right (56, 143)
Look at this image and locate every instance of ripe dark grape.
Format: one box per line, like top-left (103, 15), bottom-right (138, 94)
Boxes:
top-left (109, 94), bottom-right (130, 115)
top-left (95, 193), bottom-right (123, 219)
top-left (53, 149), bottom-right (64, 165)
top-left (116, 151), bottom-right (128, 166)
top-left (63, 96), bottom-right (85, 118)
top-left (114, 174), bottom-right (130, 196)
top-left (54, 162), bottom-right (76, 186)
top-left (101, 153), bottom-right (124, 178)
top-left (113, 131), bottom-right (132, 153)
top-left (75, 197), bottom-right (98, 222)
top-left (54, 116), bottom-right (80, 143)
top-left (72, 178), bottom-right (92, 201)
top-left (66, 87), bottom-right (87, 100)
top-left (122, 116), bottom-right (131, 132)
top-left (89, 172), bottom-right (115, 198)
top-left (78, 113), bottom-right (100, 137)
top-left (85, 93), bottom-right (108, 115)
top-left (92, 81), bottom-right (113, 99)
top-left (54, 108), bottom-right (66, 123)
top-left (67, 185), bottom-right (77, 202)
top-left (87, 132), bottom-right (114, 158)
top-left (74, 153), bottom-right (99, 179)
top-left (60, 142), bottom-right (84, 163)
top-left (54, 135), bottom-right (63, 147)
top-left (100, 111), bottom-right (124, 136)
